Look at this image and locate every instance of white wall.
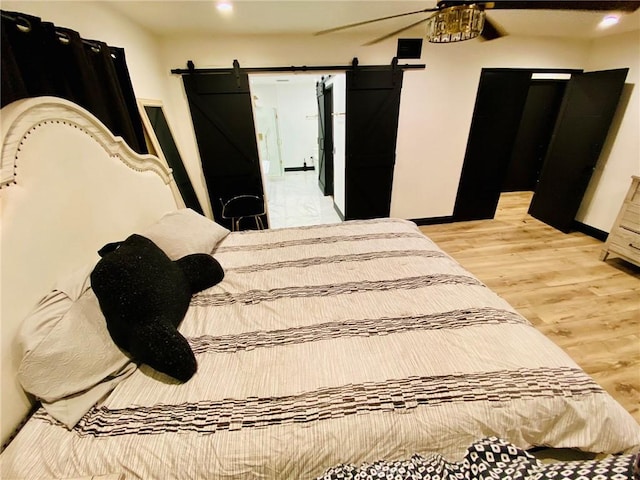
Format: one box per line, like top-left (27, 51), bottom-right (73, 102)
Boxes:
top-left (162, 30), bottom-right (632, 231)
top-left (250, 77), bottom-right (319, 170)
top-left (392, 35), bottom-right (591, 219)
top-left (576, 30), bottom-right (640, 232)
top-left (2, 3), bottom-right (636, 231)
top-left (158, 33), bottom-right (400, 222)
top-left (276, 79), bottom-right (320, 170)
top-left (159, 32), bottom-right (592, 222)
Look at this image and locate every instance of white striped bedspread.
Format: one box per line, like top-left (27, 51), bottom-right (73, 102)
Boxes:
top-left (2, 218), bottom-right (639, 479)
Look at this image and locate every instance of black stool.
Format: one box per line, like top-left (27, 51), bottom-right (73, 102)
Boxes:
top-left (220, 195), bottom-right (265, 231)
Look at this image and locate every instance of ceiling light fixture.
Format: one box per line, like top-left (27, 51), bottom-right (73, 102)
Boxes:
top-left (216, 1), bottom-right (233, 13)
top-left (426, 4), bottom-right (485, 43)
top-left (598, 14), bottom-right (620, 28)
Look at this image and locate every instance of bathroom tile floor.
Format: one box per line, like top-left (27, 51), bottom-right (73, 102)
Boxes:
top-left (265, 170), bottom-right (342, 229)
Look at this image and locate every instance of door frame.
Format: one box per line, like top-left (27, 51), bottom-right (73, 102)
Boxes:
top-left (501, 79), bottom-right (568, 193)
top-left (317, 77), bottom-right (335, 196)
top-left (453, 67), bottom-right (582, 222)
top-left (174, 59), bottom-right (423, 224)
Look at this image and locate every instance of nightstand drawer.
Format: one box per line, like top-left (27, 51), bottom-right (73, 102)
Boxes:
top-left (607, 227), bottom-right (640, 263)
top-left (620, 203), bottom-right (639, 231)
top-left (601, 175), bottom-right (640, 266)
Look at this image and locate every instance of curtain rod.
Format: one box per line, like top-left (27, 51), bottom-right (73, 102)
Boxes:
top-left (171, 58), bottom-right (426, 75)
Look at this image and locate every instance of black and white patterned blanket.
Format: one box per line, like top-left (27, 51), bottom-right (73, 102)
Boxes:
top-left (318, 437), bottom-right (638, 480)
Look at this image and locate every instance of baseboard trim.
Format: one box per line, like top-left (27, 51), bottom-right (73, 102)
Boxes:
top-left (573, 220), bottom-right (608, 242)
top-left (411, 215), bottom-right (456, 226)
top-left (284, 166), bottom-right (315, 172)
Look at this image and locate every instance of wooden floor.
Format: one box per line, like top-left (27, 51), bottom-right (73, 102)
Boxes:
top-left (420, 191), bottom-right (640, 424)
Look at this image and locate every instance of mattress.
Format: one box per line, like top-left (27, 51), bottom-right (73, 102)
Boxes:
top-left (1, 218), bottom-right (638, 479)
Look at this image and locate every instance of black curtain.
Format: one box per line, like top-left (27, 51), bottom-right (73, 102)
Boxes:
top-left (1, 10), bottom-right (147, 154)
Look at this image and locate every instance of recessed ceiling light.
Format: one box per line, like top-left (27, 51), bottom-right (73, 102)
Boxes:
top-left (599, 14), bottom-right (620, 29)
top-left (216, 2), bottom-right (233, 13)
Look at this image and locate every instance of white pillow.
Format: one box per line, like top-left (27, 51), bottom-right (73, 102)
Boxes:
top-left (139, 208), bottom-right (230, 260)
top-left (17, 265), bottom-right (134, 428)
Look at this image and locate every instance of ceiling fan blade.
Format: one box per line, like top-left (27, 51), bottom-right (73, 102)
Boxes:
top-left (485, 1), bottom-right (640, 11)
top-left (480, 15), bottom-right (505, 40)
top-left (314, 8), bottom-right (437, 36)
top-left (363, 18), bottom-right (430, 46)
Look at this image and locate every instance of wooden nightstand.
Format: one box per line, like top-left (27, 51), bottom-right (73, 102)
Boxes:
top-left (600, 175), bottom-right (640, 266)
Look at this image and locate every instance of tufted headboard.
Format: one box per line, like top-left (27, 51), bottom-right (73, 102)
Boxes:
top-left (0, 96), bottom-right (183, 445)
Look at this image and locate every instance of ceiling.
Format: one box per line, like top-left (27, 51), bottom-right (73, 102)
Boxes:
top-left (106, 1), bottom-right (640, 40)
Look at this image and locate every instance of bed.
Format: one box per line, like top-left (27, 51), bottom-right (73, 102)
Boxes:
top-left (0, 96), bottom-right (638, 480)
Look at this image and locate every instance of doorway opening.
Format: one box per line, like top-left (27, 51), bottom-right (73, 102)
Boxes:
top-left (178, 59), bottom-right (412, 230)
top-left (249, 73), bottom-right (344, 228)
top-left (496, 74), bottom-right (569, 222)
top-left (454, 67), bottom-right (628, 233)
top-left (501, 74), bottom-right (569, 194)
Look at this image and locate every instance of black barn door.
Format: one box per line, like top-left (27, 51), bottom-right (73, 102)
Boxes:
top-left (453, 69), bottom-right (533, 220)
top-left (182, 71), bottom-right (267, 229)
top-left (317, 79), bottom-right (334, 196)
top-left (345, 67), bottom-right (403, 220)
top-left (529, 68), bottom-right (628, 232)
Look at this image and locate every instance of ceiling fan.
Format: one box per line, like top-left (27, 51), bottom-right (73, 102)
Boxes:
top-left (315, 1), bottom-right (640, 45)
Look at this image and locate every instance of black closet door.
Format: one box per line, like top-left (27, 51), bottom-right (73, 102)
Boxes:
top-left (317, 80), bottom-right (334, 196)
top-left (529, 68), bottom-right (628, 233)
top-left (182, 72), bottom-right (266, 229)
top-left (453, 69), bottom-right (533, 220)
top-left (502, 80), bottom-right (567, 192)
top-left (345, 68), bottom-right (403, 220)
